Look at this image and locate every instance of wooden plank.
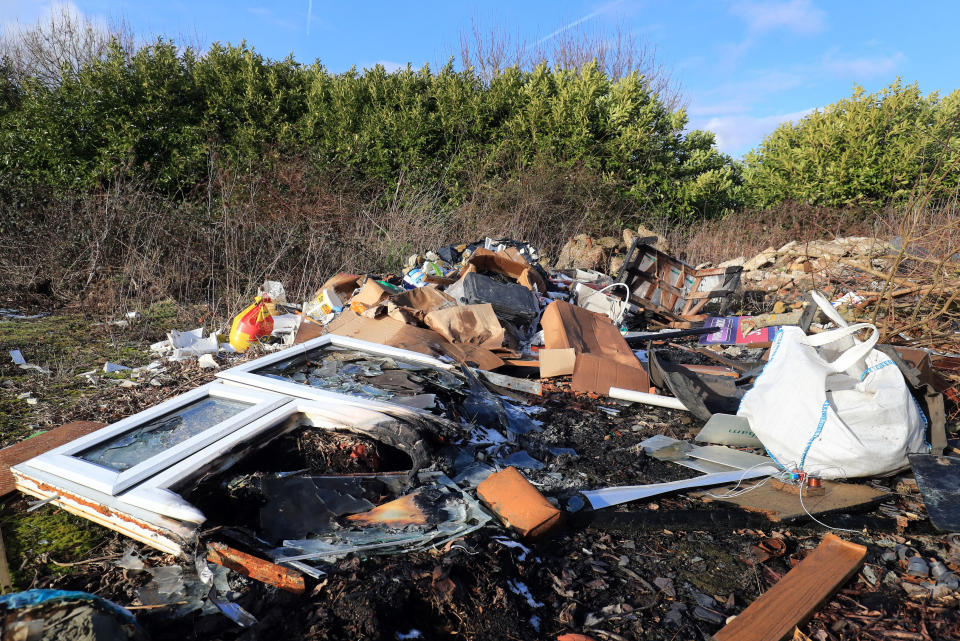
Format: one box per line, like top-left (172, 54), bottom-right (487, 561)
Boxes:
top-left (0, 526), bottom-right (12, 592)
top-left (695, 479), bottom-right (888, 523)
top-left (0, 421), bottom-right (107, 496)
top-left (713, 534), bottom-right (866, 641)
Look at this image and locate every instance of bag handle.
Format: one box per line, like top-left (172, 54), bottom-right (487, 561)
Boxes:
top-left (803, 322), bottom-right (879, 374)
top-left (810, 290), bottom-right (849, 328)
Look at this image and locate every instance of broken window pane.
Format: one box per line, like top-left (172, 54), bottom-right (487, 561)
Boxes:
top-left (79, 397), bottom-right (252, 471)
top-left (252, 347), bottom-right (465, 410)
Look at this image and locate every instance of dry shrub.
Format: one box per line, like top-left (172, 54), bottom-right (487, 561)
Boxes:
top-left (670, 201), bottom-right (875, 266)
top-left (0, 156), bottom-right (627, 319)
top-left (867, 196), bottom-right (960, 347)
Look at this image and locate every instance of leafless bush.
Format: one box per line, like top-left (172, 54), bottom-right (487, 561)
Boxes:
top-left (670, 202), bottom-right (875, 266)
top-left (0, 154), bottom-right (629, 319)
top-left (457, 18), bottom-right (683, 109)
top-left (0, 3), bottom-right (133, 85)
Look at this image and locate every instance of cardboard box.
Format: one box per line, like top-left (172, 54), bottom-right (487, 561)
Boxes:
top-left (352, 279), bottom-right (401, 308)
top-left (571, 353), bottom-right (650, 396)
top-left (538, 348), bottom-right (577, 377)
top-left (540, 300), bottom-right (641, 370)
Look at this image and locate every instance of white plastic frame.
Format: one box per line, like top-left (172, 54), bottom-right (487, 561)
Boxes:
top-left (217, 334), bottom-right (455, 414)
top-left (26, 382), bottom-right (290, 495)
top-left (115, 397), bottom-right (419, 523)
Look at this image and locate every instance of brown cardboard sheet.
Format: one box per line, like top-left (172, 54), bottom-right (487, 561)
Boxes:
top-left (326, 311), bottom-right (504, 370)
top-left (538, 348), bottom-right (577, 378)
top-left (541, 301), bottom-right (641, 370)
top-left (423, 303), bottom-right (504, 349)
top-left (352, 280), bottom-right (398, 308)
top-left (391, 286), bottom-right (456, 315)
top-left (571, 353), bottom-right (650, 396)
top-left (317, 273), bottom-right (362, 301)
top-left (466, 248), bottom-right (547, 293)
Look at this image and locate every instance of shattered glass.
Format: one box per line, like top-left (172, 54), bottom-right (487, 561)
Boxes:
top-left (137, 563), bottom-right (236, 618)
top-left (270, 473), bottom-right (491, 570)
top-left (253, 347), bottom-right (464, 408)
top-left (79, 397), bottom-right (251, 471)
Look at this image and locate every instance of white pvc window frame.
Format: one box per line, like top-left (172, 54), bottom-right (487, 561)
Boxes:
top-left (115, 397), bottom-right (414, 523)
top-left (217, 335), bottom-right (455, 413)
top-left (27, 382), bottom-right (291, 496)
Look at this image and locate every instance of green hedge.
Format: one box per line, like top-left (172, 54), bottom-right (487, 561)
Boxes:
top-left (743, 80), bottom-right (960, 209)
top-left (0, 39), bottom-right (739, 220)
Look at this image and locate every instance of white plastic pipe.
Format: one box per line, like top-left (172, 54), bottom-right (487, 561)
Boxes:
top-left (608, 387), bottom-right (688, 411)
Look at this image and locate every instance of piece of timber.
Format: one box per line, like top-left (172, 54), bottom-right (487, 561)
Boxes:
top-left (0, 421), bottom-right (107, 496)
top-left (712, 533), bottom-right (866, 641)
top-left (695, 478), bottom-right (888, 523)
top-left (207, 542), bottom-right (306, 594)
top-left (0, 526), bottom-right (11, 591)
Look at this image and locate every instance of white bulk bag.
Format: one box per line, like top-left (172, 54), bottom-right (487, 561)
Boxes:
top-left (738, 320), bottom-right (928, 479)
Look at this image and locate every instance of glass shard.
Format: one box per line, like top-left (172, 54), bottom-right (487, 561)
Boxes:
top-left (79, 396), bottom-right (251, 471)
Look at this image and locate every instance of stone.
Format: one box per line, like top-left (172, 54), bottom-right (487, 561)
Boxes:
top-left (777, 240), bottom-right (798, 254)
top-left (608, 255), bottom-right (625, 278)
top-left (636, 225), bottom-right (670, 253)
top-left (555, 235), bottom-right (607, 270)
top-left (622, 229), bottom-right (638, 249)
top-left (717, 257), bottom-right (745, 268)
top-left (743, 249), bottom-right (777, 271)
top-left (596, 236), bottom-right (619, 249)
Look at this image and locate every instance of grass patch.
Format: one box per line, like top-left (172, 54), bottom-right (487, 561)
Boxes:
top-left (0, 313), bottom-right (155, 446)
top-left (0, 503), bottom-right (111, 590)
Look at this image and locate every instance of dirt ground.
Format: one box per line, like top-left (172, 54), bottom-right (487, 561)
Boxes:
top-left (2, 307), bottom-right (960, 641)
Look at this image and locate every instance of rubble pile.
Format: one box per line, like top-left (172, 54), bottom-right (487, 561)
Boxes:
top-left (1, 230), bottom-right (959, 641)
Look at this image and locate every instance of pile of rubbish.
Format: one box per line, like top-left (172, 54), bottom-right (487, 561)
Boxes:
top-left (2, 232), bottom-right (960, 641)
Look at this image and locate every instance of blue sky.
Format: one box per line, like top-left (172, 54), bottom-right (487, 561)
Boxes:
top-left (3, 0), bottom-right (959, 157)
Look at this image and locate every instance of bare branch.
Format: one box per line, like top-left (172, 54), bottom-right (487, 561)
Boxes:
top-left (0, 3), bottom-right (134, 86)
top-left (456, 17), bottom-right (684, 109)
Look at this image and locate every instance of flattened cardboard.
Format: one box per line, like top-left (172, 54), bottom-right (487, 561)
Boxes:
top-left (466, 248), bottom-right (547, 293)
top-left (326, 311), bottom-right (504, 370)
top-left (352, 280), bottom-right (399, 308)
top-left (294, 315), bottom-right (326, 344)
top-left (391, 286), bottom-right (456, 314)
top-left (541, 301), bottom-right (641, 370)
top-left (538, 348), bottom-right (577, 378)
top-left (423, 304), bottom-right (504, 349)
top-left (318, 273), bottom-right (362, 301)
top-left (571, 353), bottom-right (650, 396)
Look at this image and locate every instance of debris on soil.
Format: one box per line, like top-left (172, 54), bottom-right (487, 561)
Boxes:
top-left (0, 232), bottom-right (958, 641)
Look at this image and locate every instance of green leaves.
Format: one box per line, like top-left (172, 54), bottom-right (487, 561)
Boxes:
top-left (744, 80), bottom-right (960, 209)
top-left (0, 40), bottom-right (739, 220)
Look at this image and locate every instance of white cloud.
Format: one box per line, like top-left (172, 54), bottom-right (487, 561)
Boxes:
top-left (374, 60), bottom-right (404, 73)
top-left (691, 107), bottom-right (816, 156)
top-left (822, 52), bottom-right (904, 78)
top-left (731, 0), bottom-right (825, 35)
